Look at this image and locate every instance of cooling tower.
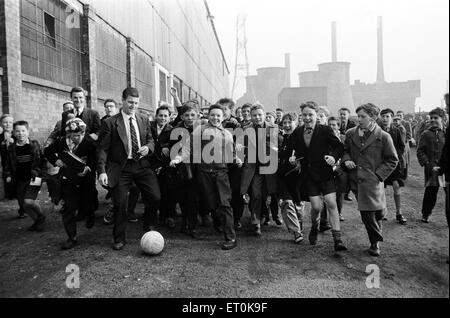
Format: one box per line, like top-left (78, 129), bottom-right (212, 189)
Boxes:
top-left (317, 62), bottom-right (354, 114)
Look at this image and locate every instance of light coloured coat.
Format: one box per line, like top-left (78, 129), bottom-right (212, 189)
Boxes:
top-left (342, 125), bottom-right (398, 211)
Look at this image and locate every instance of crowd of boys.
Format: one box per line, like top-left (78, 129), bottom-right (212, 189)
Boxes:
top-left (0, 88), bottom-right (448, 259)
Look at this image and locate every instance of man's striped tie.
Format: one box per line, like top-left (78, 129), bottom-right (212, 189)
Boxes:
top-left (129, 117), bottom-right (140, 161)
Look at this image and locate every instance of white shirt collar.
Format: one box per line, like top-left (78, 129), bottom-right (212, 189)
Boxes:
top-left (121, 110), bottom-right (136, 121)
top-left (16, 138), bottom-right (30, 146)
top-left (75, 106), bottom-right (84, 116)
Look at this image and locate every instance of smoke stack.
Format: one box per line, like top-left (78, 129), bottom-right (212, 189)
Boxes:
top-left (331, 21), bottom-right (337, 62)
top-left (284, 53), bottom-right (291, 87)
top-left (377, 16), bottom-right (385, 83)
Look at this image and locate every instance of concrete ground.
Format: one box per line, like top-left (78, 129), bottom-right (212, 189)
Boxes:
top-left (0, 150), bottom-right (448, 298)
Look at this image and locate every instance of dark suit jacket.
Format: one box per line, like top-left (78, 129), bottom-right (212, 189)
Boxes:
top-left (286, 124), bottom-right (344, 182)
top-left (438, 124), bottom-right (449, 180)
top-left (44, 136), bottom-right (97, 186)
top-left (97, 112), bottom-right (155, 188)
top-left (401, 120), bottom-right (413, 141)
top-left (384, 125), bottom-right (406, 170)
top-left (61, 108), bottom-right (101, 143)
top-left (240, 121), bottom-right (279, 195)
top-left (149, 121), bottom-right (173, 169)
top-left (0, 132), bottom-right (15, 171)
top-left (339, 119), bottom-right (356, 135)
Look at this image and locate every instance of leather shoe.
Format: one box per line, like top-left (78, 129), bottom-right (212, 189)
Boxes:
top-left (273, 216), bottom-right (282, 226)
top-left (344, 194), bottom-right (353, 202)
top-left (166, 218), bottom-right (176, 229)
top-left (255, 226), bottom-right (262, 237)
top-left (128, 213), bottom-right (139, 223)
top-left (112, 242), bottom-right (126, 250)
top-left (221, 240), bottom-right (237, 250)
top-left (294, 233), bottom-right (304, 244)
top-left (34, 215), bottom-right (46, 232)
top-left (396, 214), bottom-right (407, 225)
top-left (86, 214), bottom-right (95, 229)
top-left (319, 223), bottom-right (332, 232)
top-left (334, 240), bottom-right (348, 252)
top-left (309, 230), bottom-right (318, 245)
top-left (421, 216), bottom-right (429, 223)
top-left (61, 238), bottom-right (78, 250)
top-left (368, 243), bottom-right (380, 257)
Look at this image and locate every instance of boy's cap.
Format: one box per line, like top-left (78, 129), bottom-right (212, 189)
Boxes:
top-left (65, 118), bottom-right (87, 133)
top-left (266, 111), bottom-right (276, 118)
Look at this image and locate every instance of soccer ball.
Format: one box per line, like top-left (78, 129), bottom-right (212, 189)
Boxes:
top-left (140, 231), bottom-right (164, 255)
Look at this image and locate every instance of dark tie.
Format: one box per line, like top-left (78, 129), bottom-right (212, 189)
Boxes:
top-left (305, 127), bottom-right (313, 135)
top-left (129, 117), bottom-right (140, 161)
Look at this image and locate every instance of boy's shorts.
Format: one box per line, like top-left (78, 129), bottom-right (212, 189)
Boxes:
top-left (24, 185), bottom-right (41, 200)
top-left (17, 180), bottom-right (41, 201)
top-left (304, 178), bottom-right (337, 197)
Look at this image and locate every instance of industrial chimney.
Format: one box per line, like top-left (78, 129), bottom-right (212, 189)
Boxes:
top-left (331, 21), bottom-right (337, 62)
top-left (377, 16), bottom-right (385, 83)
top-left (284, 53), bottom-right (291, 87)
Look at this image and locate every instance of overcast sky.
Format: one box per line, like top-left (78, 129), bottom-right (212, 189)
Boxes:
top-left (208, 0), bottom-right (449, 111)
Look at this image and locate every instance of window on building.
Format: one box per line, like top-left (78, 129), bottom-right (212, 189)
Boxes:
top-left (44, 11), bottom-right (56, 48)
top-left (159, 70), bottom-right (167, 102)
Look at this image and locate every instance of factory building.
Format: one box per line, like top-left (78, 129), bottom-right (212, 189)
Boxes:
top-left (0, 0), bottom-right (230, 141)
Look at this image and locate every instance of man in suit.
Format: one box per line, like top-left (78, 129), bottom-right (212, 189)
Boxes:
top-left (61, 87), bottom-right (101, 144)
top-left (286, 101), bottom-right (347, 252)
top-left (240, 104), bottom-right (278, 237)
top-left (97, 87), bottom-right (161, 250)
top-left (61, 87), bottom-right (101, 218)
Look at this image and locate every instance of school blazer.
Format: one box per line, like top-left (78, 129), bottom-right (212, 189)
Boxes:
top-left (4, 140), bottom-right (44, 181)
top-left (286, 124), bottom-right (344, 183)
top-left (97, 113), bottom-right (155, 188)
top-left (149, 121), bottom-right (173, 168)
top-left (44, 137), bottom-right (97, 185)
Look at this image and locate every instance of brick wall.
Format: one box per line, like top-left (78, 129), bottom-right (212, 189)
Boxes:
top-left (18, 81), bottom-right (70, 143)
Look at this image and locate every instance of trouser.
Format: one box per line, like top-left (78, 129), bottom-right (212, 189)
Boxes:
top-left (446, 183), bottom-right (449, 227)
top-left (61, 178), bottom-right (96, 239)
top-left (46, 174), bottom-right (61, 205)
top-left (250, 174), bottom-right (268, 226)
top-left (360, 210), bottom-right (385, 245)
top-left (113, 160), bottom-right (160, 243)
top-left (177, 178), bottom-right (199, 230)
top-left (197, 169), bottom-right (235, 242)
top-left (262, 194), bottom-right (280, 221)
top-left (229, 166), bottom-right (245, 222)
top-left (16, 179), bottom-right (42, 221)
top-left (158, 170), bottom-right (176, 221)
top-left (422, 186), bottom-right (448, 218)
top-left (2, 176), bottom-right (17, 199)
top-left (75, 174), bottom-right (98, 219)
top-left (281, 200), bottom-right (303, 235)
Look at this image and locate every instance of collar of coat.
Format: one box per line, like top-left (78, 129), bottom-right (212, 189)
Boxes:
top-left (351, 124), bottom-right (383, 150)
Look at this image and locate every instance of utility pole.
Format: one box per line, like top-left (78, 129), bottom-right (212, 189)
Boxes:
top-left (231, 14), bottom-right (253, 101)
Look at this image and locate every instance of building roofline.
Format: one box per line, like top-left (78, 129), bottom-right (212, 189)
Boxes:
top-left (203, 0), bottom-right (230, 74)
